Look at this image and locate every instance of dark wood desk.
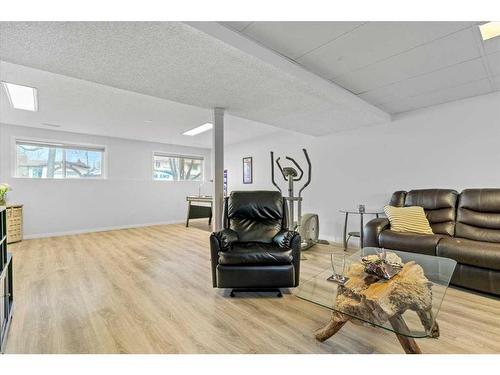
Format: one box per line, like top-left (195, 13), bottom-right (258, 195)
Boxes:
top-left (186, 196), bottom-right (213, 227)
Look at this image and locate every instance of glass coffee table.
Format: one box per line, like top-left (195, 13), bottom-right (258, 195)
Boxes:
top-left (296, 247), bottom-right (457, 354)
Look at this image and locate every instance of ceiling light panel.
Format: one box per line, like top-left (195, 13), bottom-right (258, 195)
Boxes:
top-left (183, 122), bottom-right (213, 136)
top-left (479, 22), bottom-right (500, 41)
top-left (1, 81), bottom-right (38, 111)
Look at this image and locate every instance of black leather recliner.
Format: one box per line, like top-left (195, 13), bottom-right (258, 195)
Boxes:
top-left (210, 190), bottom-right (301, 296)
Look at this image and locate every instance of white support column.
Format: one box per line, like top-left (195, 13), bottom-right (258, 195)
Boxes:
top-left (211, 107), bottom-right (224, 232)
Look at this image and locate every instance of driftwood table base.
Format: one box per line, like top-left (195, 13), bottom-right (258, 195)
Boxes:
top-left (388, 315), bottom-right (422, 354)
top-left (315, 311), bottom-right (350, 343)
top-left (314, 312), bottom-right (429, 354)
top-left (315, 255), bottom-right (439, 354)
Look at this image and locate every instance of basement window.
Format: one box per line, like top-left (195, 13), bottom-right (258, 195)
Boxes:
top-left (153, 152), bottom-right (203, 181)
top-left (15, 139), bottom-right (105, 179)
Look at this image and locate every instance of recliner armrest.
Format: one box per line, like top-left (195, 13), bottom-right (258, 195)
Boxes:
top-left (273, 229), bottom-right (300, 249)
top-left (210, 228), bottom-right (239, 288)
top-left (273, 230), bottom-right (301, 287)
top-left (212, 228), bottom-right (239, 251)
top-left (363, 218), bottom-right (390, 247)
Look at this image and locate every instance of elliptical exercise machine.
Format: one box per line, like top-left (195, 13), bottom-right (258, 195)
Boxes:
top-left (270, 148), bottom-right (324, 250)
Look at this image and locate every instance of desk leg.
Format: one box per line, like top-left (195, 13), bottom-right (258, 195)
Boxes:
top-left (343, 212), bottom-right (348, 251)
top-left (186, 202), bottom-right (191, 227)
top-left (360, 213), bottom-right (364, 248)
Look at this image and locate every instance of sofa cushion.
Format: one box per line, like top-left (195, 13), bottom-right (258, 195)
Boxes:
top-left (378, 230), bottom-right (444, 256)
top-left (384, 205), bottom-right (433, 234)
top-left (437, 237), bottom-right (500, 271)
top-left (405, 189), bottom-right (458, 236)
top-left (456, 189), bottom-right (500, 243)
top-left (450, 263), bottom-right (500, 295)
top-left (218, 242), bottom-right (293, 266)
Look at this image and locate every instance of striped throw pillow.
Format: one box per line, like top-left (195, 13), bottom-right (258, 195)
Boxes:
top-left (383, 205), bottom-right (433, 235)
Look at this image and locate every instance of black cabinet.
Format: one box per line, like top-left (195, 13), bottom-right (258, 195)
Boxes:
top-left (0, 207), bottom-right (14, 353)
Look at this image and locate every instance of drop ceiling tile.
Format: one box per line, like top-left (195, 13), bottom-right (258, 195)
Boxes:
top-left (487, 50), bottom-right (500, 76)
top-left (358, 58), bottom-right (487, 105)
top-left (483, 34), bottom-right (500, 55)
top-left (220, 22), bottom-right (252, 31)
top-left (493, 75), bottom-right (500, 90)
top-left (334, 27), bottom-right (481, 94)
top-left (0, 22), bottom-right (389, 137)
top-left (296, 22), bottom-right (474, 79)
top-left (381, 78), bottom-right (492, 113)
top-left (240, 22), bottom-right (363, 60)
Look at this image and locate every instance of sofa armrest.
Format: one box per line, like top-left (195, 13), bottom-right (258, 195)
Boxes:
top-left (273, 229), bottom-right (300, 249)
top-left (363, 218), bottom-right (390, 248)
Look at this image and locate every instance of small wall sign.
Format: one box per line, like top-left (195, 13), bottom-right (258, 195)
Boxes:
top-left (223, 169), bottom-right (228, 196)
top-left (242, 157), bottom-right (253, 184)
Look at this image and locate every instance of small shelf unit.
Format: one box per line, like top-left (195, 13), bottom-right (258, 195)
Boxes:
top-left (0, 207), bottom-right (14, 353)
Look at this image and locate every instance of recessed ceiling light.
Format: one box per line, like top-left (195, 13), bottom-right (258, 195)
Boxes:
top-left (1, 81), bottom-right (38, 111)
top-left (183, 122), bottom-right (213, 136)
top-left (144, 120), bottom-right (153, 124)
top-left (479, 22), bottom-right (500, 41)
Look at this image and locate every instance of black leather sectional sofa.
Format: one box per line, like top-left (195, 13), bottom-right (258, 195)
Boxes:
top-left (364, 188), bottom-right (500, 296)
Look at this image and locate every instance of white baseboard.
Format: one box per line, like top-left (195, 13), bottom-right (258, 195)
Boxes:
top-left (318, 234), bottom-right (346, 246)
top-left (316, 234), bottom-right (361, 248)
top-left (24, 223), bottom-right (345, 244)
top-left (318, 234), bottom-right (339, 243)
top-left (23, 220), bottom-right (185, 239)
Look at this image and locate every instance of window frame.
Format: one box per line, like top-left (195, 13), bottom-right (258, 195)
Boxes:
top-left (152, 151), bottom-right (205, 182)
top-left (12, 137), bottom-right (108, 180)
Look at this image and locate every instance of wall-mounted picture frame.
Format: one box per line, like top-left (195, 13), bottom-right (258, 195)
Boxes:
top-left (242, 157), bottom-right (253, 184)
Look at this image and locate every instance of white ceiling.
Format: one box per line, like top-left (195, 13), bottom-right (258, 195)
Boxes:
top-left (1, 21), bottom-right (497, 145)
top-left (0, 61), bottom-right (281, 148)
top-left (222, 22), bottom-right (500, 114)
top-left (0, 21), bottom-right (388, 137)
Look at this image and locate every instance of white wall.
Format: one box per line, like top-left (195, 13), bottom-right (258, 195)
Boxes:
top-left (224, 92), bottom-right (500, 243)
top-left (0, 123), bottom-right (212, 238)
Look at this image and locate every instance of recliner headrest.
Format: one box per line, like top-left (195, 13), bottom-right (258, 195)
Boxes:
top-left (226, 191), bottom-right (285, 243)
top-left (228, 191), bottom-right (283, 221)
top-left (405, 189), bottom-right (458, 209)
top-left (459, 188), bottom-right (500, 212)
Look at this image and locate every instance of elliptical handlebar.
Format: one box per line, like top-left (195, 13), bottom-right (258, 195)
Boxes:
top-left (285, 156), bottom-right (304, 181)
top-left (298, 148), bottom-right (312, 197)
top-left (271, 148), bottom-right (311, 196)
top-left (275, 157), bottom-right (287, 180)
top-left (270, 151), bottom-right (282, 193)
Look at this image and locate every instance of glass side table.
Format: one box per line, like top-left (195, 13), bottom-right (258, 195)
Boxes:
top-left (340, 209), bottom-right (383, 249)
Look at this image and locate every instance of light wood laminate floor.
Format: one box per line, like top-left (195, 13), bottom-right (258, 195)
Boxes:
top-left (5, 222), bottom-right (500, 353)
